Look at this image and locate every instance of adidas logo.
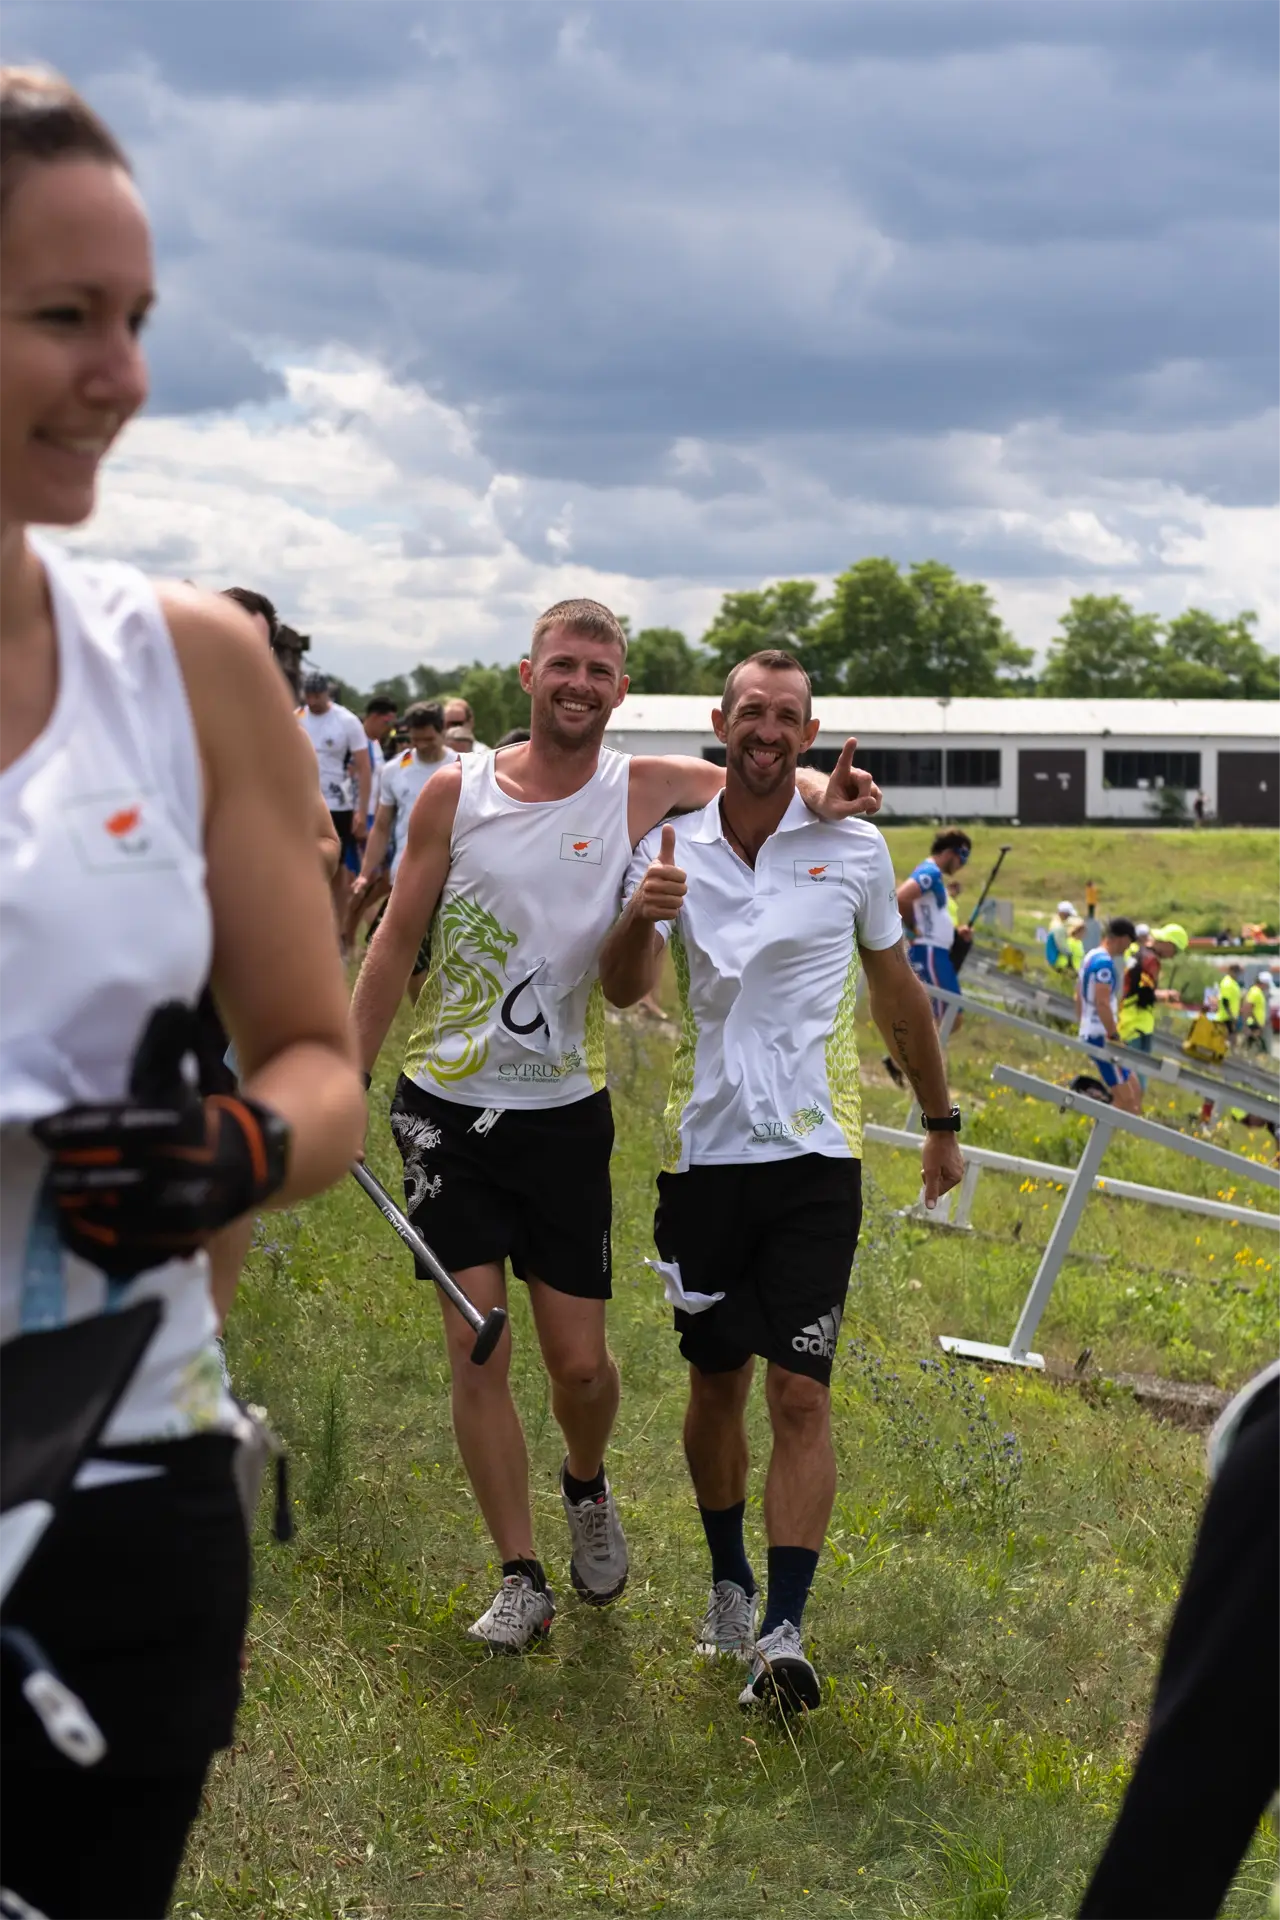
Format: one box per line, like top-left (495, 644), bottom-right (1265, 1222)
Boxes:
top-left (792, 1306), bottom-right (842, 1360)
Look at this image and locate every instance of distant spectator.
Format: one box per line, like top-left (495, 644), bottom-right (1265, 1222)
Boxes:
top-left (493, 726), bottom-right (531, 749)
top-left (1045, 900), bottom-right (1077, 973)
top-left (1193, 790), bottom-right (1206, 825)
top-left (220, 585), bottom-right (277, 643)
top-left (443, 697), bottom-right (491, 756)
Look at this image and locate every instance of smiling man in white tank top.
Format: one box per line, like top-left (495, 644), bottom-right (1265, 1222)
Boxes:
top-left (352, 599), bottom-right (882, 1652)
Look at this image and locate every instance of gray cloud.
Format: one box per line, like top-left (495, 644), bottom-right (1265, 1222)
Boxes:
top-left (7, 0), bottom-right (1276, 646)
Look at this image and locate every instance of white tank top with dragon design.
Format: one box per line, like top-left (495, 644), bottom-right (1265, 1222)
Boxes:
top-left (405, 747), bottom-right (632, 1108)
top-left (0, 536), bottom-right (236, 1444)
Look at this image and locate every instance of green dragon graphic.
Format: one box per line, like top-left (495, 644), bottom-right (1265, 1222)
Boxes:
top-left (408, 896), bottom-right (519, 1086)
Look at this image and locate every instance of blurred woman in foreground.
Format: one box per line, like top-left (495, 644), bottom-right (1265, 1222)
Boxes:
top-left (0, 67), bottom-right (364, 1917)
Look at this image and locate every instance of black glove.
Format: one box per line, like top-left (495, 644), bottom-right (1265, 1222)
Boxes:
top-left (32, 1002), bottom-right (291, 1280)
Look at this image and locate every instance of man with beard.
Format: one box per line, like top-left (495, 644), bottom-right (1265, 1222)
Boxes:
top-left (599, 650), bottom-right (963, 1710)
top-left (351, 603), bottom-right (883, 1653)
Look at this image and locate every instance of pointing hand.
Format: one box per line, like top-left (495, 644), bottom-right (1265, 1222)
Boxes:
top-left (815, 738), bottom-right (883, 820)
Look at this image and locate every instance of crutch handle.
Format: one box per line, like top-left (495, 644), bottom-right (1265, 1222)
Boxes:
top-left (470, 1307), bottom-right (508, 1367)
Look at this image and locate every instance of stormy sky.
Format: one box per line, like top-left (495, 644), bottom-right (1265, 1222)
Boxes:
top-left (9, 0), bottom-right (1278, 683)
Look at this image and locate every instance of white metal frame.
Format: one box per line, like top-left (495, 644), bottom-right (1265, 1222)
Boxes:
top-left (965, 947), bottom-right (1280, 1105)
top-left (864, 1122), bottom-right (1279, 1232)
top-left (934, 1067), bottom-right (1279, 1370)
top-left (902, 982), bottom-right (1279, 1130)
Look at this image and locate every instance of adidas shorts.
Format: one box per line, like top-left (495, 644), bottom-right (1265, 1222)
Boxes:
top-left (653, 1157), bottom-right (862, 1386)
top-left (388, 1076), bottom-right (614, 1298)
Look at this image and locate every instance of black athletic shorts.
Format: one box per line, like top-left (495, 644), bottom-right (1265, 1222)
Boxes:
top-left (1, 1434), bottom-right (250, 1774)
top-left (389, 1075), bottom-right (614, 1297)
top-left (329, 807), bottom-right (355, 858)
top-left (654, 1156), bottom-right (862, 1384)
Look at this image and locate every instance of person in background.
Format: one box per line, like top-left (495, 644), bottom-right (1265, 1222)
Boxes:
top-left (1064, 916), bottom-right (1086, 974)
top-left (1045, 900), bottom-right (1077, 973)
top-left (443, 696), bottom-right (491, 756)
top-left (493, 726), bottom-right (532, 749)
top-left (1216, 963), bottom-right (1243, 1046)
top-left (295, 671), bottom-right (370, 953)
top-left (1118, 924), bottom-right (1188, 1057)
top-left (1084, 878), bottom-right (1099, 917)
top-left (896, 828), bottom-right (971, 1016)
top-left (1243, 971), bottom-right (1270, 1052)
top-left (349, 702), bottom-right (457, 1000)
top-left (199, 588), bottom-right (342, 1332)
top-left (344, 696), bottom-right (399, 938)
top-left (1193, 790), bottom-right (1206, 825)
top-left (221, 584), bottom-right (275, 646)
top-left (360, 696), bottom-right (398, 826)
top-left (1075, 917), bottom-right (1141, 1114)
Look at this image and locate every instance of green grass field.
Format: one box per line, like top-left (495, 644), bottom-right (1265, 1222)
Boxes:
top-left (179, 832), bottom-right (1278, 1919)
top-left (876, 824), bottom-right (1277, 946)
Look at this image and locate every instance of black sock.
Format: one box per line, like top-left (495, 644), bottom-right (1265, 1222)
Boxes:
top-left (761, 1545), bottom-right (819, 1636)
top-left (562, 1462), bottom-right (606, 1504)
top-left (698, 1500), bottom-right (756, 1595)
top-left (502, 1557), bottom-right (548, 1592)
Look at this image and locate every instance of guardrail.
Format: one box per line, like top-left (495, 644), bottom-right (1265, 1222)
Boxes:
top-left (963, 950), bottom-right (1280, 1107)
top-left (933, 1067), bottom-right (1279, 1370)
top-left (864, 1122), bottom-right (1279, 1232)
top-left (897, 983), bottom-right (1279, 1131)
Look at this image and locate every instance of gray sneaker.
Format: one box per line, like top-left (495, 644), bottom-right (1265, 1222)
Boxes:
top-left (738, 1620), bottom-right (822, 1712)
top-left (561, 1465), bottom-right (629, 1606)
top-left (695, 1580), bottom-right (760, 1660)
top-left (466, 1575), bottom-right (556, 1653)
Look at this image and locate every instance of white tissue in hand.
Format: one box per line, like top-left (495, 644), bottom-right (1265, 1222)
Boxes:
top-left (645, 1257), bottom-right (724, 1315)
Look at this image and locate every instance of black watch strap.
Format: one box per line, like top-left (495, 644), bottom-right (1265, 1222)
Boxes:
top-left (921, 1106), bottom-right (962, 1133)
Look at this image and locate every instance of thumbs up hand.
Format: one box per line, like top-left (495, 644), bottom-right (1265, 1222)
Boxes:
top-left (632, 822), bottom-right (687, 923)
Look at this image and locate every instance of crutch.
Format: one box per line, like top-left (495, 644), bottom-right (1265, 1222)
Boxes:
top-left (952, 843), bottom-right (1013, 973)
top-left (350, 1163), bottom-right (507, 1365)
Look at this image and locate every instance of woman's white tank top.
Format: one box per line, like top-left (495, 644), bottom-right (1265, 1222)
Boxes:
top-left (0, 536), bottom-right (235, 1444)
top-left (405, 747), bottom-right (632, 1108)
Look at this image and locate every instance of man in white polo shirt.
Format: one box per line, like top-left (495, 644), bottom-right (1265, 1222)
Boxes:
top-left (601, 648), bottom-right (963, 1712)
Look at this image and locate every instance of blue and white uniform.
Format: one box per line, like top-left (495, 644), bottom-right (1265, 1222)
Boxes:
top-left (1077, 947), bottom-right (1130, 1088)
top-left (905, 856), bottom-right (958, 1012)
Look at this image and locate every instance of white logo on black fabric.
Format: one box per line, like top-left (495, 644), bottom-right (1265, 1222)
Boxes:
top-left (792, 1306), bottom-right (843, 1360)
top-left (390, 1108), bottom-right (444, 1213)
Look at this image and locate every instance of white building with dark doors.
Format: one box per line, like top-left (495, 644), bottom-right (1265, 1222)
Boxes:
top-left (603, 697), bottom-right (1280, 825)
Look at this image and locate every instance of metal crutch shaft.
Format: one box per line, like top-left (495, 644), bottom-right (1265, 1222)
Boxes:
top-left (350, 1163), bottom-right (507, 1365)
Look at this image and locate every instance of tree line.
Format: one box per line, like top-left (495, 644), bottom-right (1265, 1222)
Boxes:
top-left (329, 559), bottom-right (1277, 740)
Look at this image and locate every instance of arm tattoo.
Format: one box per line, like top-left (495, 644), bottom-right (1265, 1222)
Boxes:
top-left (890, 1018), bottom-right (929, 1099)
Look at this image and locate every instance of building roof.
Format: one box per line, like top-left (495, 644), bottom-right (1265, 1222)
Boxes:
top-left (604, 696), bottom-right (1280, 739)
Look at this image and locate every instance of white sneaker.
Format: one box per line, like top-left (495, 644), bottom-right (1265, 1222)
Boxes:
top-left (466, 1574), bottom-right (556, 1653)
top-left (561, 1465), bottom-right (629, 1606)
top-left (738, 1620), bottom-right (822, 1712)
top-left (695, 1580), bottom-right (760, 1660)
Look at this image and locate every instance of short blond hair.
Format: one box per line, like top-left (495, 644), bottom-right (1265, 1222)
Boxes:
top-left (529, 598), bottom-right (628, 662)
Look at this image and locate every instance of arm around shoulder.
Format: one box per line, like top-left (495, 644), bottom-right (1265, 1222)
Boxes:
top-left (627, 755), bottom-right (723, 842)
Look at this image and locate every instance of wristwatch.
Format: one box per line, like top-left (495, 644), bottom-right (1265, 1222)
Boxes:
top-left (920, 1107), bottom-right (962, 1133)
